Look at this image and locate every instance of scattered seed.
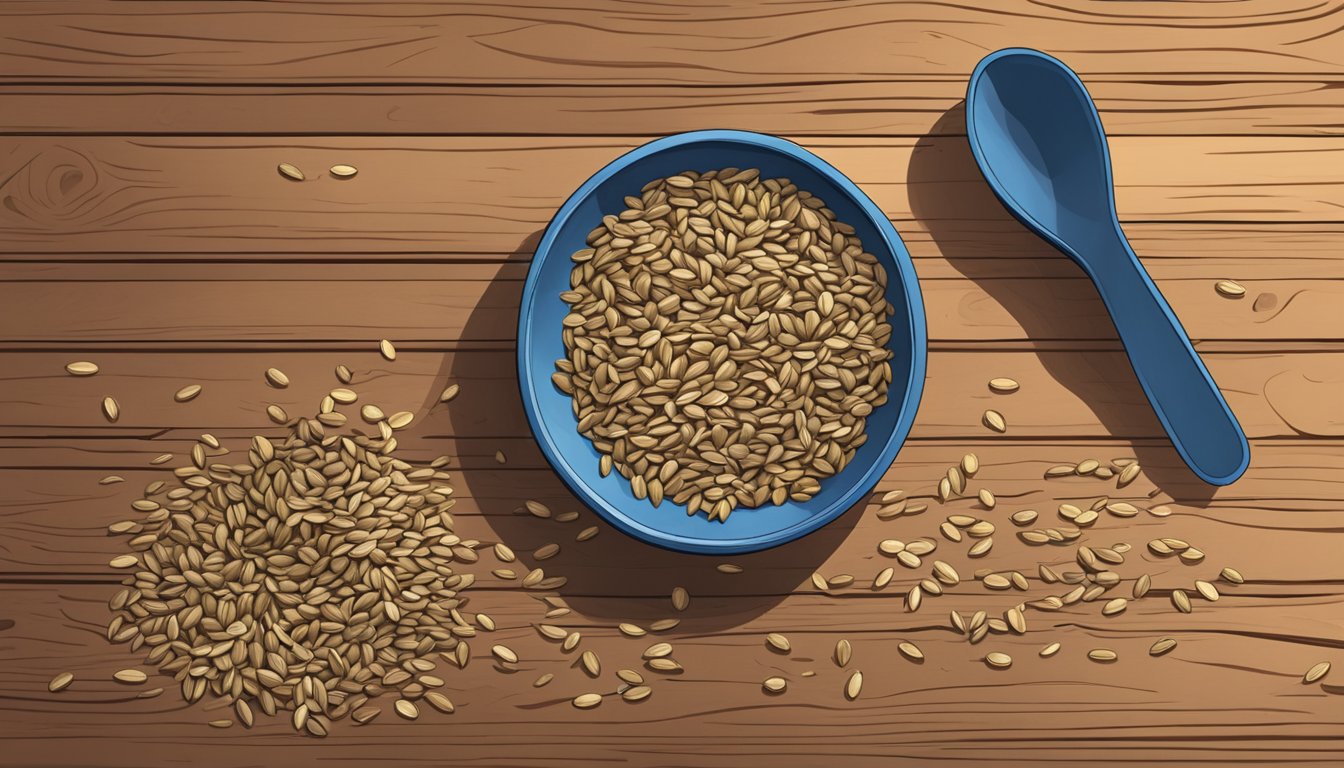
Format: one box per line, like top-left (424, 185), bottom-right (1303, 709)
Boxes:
top-left (425, 692), bottom-right (455, 713)
top-left (577, 525), bottom-right (599, 542)
top-left (265, 404), bottom-right (287, 423)
top-left (329, 164), bottom-right (359, 179)
top-left (1134, 573), bottom-right (1152, 599)
top-left (378, 339), bottom-right (397, 361)
top-left (1304, 662), bottom-right (1331, 684)
top-left (1220, 567), bottom-right (1245, 585)
top-left (897, 642), bottom-right (923, 661)
top-left (1102, 598), bottom-right (1127, 616)
top-left (1088, 649), bottom-right (1118, 663)
top-left (835, 639), bottom-right (852, 667)
top-left (581, 650), bottom-right (601, 677)
top-left (113, 669), bottom-right (147, 684)
top-left (844, 670), bottom-right (863, 700)
top-left (983, 410), bottom-right (1006, 433)
top-left (988, 377), bottom-right (1019, 394)
top-left (1194, 580), bottom-right (1220, 602)
top-left (1149, 638), bottom-right (1177, 656)
top-left (491, 645), bottom-right (518, 664)
top-left (109, 555), bottom-right (138, 569)
top-left (101, 396), bottom-right (120, 422)
top-left (717, 564), bottom-right (743, 574)
top-left (573, 693), bottom-right (603, 709)
top-left (394, 699), bottom-right (419, 720)
top-left (618, 623), bottom-right (646, 637)
top-left (1215, 280), bottom-right (1246, 297)
top-left (622, 685), bottom-right (653, 702)
top-left (439, 384), bottom-right (460, 403)
top-left (48, 672), bottom-right (74, 692)
top-left (387, 411), bottom-right (414, 430)
top-left (1040, 642), bottom-right (1061, 658)
top-left (671, 586), bottom-right (690, 612)
top-left (264, 368), bottom-right (289, 388)
top-left (985, 652), bottom-right (1012, 669)
top-left (763, 677), bottom-right (787, 693)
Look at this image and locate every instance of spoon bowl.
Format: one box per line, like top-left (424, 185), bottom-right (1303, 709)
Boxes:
top-left (967, 49), bottom-right (1249, 486)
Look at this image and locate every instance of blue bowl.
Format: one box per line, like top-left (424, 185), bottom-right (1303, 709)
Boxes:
top-left (518, 130), bottom-right (926, 554)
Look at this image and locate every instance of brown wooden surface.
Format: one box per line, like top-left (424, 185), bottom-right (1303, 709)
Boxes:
top-left (1, 2), bottom-right (1343, 767)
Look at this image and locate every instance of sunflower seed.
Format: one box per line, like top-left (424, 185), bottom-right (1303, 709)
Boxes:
top-left (379, 339), bottom-right (397, 361)
top-left (1172, 590), bottom-right (1193, 613)
top-left (113, 669), bottom-right (147, 684)
top-left (581, 650), bottom-right (601, 677)
top-left (439, 384), bottom-right (460, 402)
top-left (1087, 649), bottom-right (1117, 663)
top-left (173, 384), bottom-right (202, 403)
top-left (66, 361), bottom-right (99, 376)
top-left (1215, 279), bottom-right (1246, 297)
top-left (48, 672), bottom-right (74, 692)
top-left (1194, 580), bottom-right (1220, 601)
top-left (1149, 638), bottom-right (1177, 656)
top-left (985, 652), bottom-right (1012, 669)
top-left (844, 670), bottom-right (863, 699)
top-left (277, 163), bottom-right (304, 181)
top-left (394, 699), bottom-right (419, 720)
top-left (264, 368), bottom-right (289, 388)
top-left (1304, 662), bottom-right (1331, 684)
top-left (329, 164), bottom-right (358, 179)
top-left (101, 396), bottom-right (120, 422)
top-left (716, 564), bottom-right (743, 574)
top-left (763, 677), bottom-right (787, 693)
top-left (898, 642), bottom-right (923, 661)
top-left (1219, 566), bottom-right (1245, 584)
top-left (766, 633), bottom-right (791, 653)
top-left (573, 693), bottom-right (603, 709)
top-left (988, 377), bottom-right (1019, 393)
top-left (983, 410), bottom-right (1007, 432)
top-left (1040, 642), bottom-right (1061, 658)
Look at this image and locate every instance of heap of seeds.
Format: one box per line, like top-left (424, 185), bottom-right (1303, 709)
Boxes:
top-left (553, 168), bottom-right (895, 521)
top-left (105, 404), bottom-right (470, 736)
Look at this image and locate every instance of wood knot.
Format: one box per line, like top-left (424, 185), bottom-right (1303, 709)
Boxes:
top-left (0, 144), bottom-right (106, 228)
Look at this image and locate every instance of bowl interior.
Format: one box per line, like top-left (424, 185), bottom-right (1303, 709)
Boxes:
top-left (519, 132), bottom-right (924, 553)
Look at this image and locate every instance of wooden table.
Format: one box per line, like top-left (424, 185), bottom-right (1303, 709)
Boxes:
top-left (2, 3), bottom-right (1342, 766)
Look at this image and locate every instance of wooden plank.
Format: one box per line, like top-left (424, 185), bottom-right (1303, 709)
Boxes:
top-left (3, 1), bottom-right (1344, 84)
top-left (4, 79), bottom-right (1343, 136)
top-left (0, 582), bottom-right (1340, 767)
top-left (2, 348), bottom-right (1342, 440)
top-left (0, 262), bottom-right (1338, 344)
top-left (1, 137), bottom-right (1342, 255)
top-left (2, 438), bottom-right (1341, 590)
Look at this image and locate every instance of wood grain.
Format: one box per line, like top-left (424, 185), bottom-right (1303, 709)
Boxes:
top-left (1, 348), bottom-right (1342, 439)
top-left (0, 583), bottom-right (1341, 766)
top-left (1, 2), bottom-right (1341, 765)
top-left (1, 260), bottom-right (1341, 344)
top-left (3, 1), bottom-right (1343, 84)
top-left (5, 78), bottom-right (1344, 137)
top-left (1, 137), bottom-right (1342, 254)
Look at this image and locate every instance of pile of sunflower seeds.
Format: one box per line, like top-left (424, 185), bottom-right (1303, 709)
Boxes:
top-left (554, 168), bottom-right (895, 521)
top-left (105, 404), bottom-right (470, 736)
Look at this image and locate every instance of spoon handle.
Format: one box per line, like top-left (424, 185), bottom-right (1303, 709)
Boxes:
top-left (1089, 237), bottom-right (1250, 485)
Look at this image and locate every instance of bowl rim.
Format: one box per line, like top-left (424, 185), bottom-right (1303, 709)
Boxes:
top-left (517, 129), bottom-right (926, 554)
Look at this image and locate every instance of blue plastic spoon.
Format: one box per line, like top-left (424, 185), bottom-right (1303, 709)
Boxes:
top-left (965, 48), bottom-right (1249, 486)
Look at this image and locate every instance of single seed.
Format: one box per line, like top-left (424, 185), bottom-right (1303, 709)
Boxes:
top-left (109, 555), bottom-right (138, 569)
top-left (622, 685), bottom-right (652, 702)
top-left (48, 672), bottom-right (74, 693)
top-left (101, 396), bottom-right (120, 422)
top-left (619, 623), bottom-right (646, 637)
top-left (1215, 279), bottom-right (1246, 297)
top-left (387, 411), bottom-right (414, 430)
top-left (425, 692), bottom-right (455, 713)
top-left (379, 339), bottom-right (397, 361)
top-left (988, 377), bottom-right (1019, 393)
top-left (439, 384), bottom-right (460, 403)
top-left (1040, 642), bottom-right (1061, 658)
top-left (1088, 649), bottom-right (1118, 663)
top-left (66, 361), bottom-right (99, 376)
top-left (581, 650), bottom-right (601, 677)
top-left (264, 368), bottom-right (290, 388)
top-left (898, 642), bottom-right (923, 661)
top-left (113, 669), bottom-right (147, 684)
top-left (985, 652), bottom-right (1012, 669)
top-left (835, 639), bottom-right (852, 667)
top-left (1102, 598), bottom-right (1127, 616)
top-left (573, 693), bottom-right (603, 709)
top-left (1134, 573), bottom-right (1152, 599)
top-left (173, 384), bottom-right (202, 403)
top-left (844, 670), bottom-right (863, 700)
top-left (1194, 580), bottom-right (1220, 602)
top-left (394, 699), bottom-right (419, 720)
top-left (1220, 567), bottom-right (1245, 584)
top-left (265, 404), bottom-right (287, 423)
top-left (766, 633), bottom-right (791, 653)
top-left (717, 564), bottom-right (743, 574)
top-left (1172, 590), bottom-right (1193, 613)
top-left (983, 410), bottom-right (1007, 432)
top-left (1149, 638), bottom-right (1177, 656)
top-left (277, 162), bottom-right (304, 181)
top-left (1304, 662), bottom-right (1331, 684)
top-left (763, 676), bottom-right (787, 693)
top-left (671, 586), bottom-right (690, 611)
top-left (491, 645), bottom-right (518, 664)
top-left (329, 164), bottom-right (359, 179)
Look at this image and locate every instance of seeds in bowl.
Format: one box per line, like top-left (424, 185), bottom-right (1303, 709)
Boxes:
top-left (552, 168), bottom-right (895, 522)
